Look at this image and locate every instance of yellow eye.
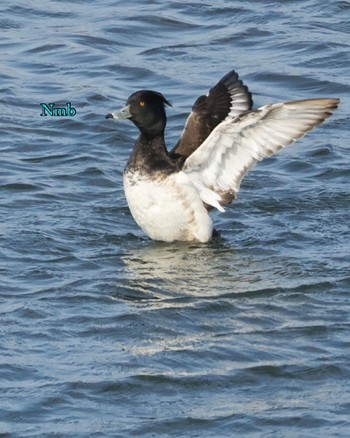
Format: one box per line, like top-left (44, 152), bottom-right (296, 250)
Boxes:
top-left (139, 101), bottom-right (145, 108)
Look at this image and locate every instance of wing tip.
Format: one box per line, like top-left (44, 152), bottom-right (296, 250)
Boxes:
top-left (285, 97), bottom-right (340, 111)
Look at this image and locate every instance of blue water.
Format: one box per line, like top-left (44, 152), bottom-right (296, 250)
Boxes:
top-left (1, 1), bottom-right (350, 436)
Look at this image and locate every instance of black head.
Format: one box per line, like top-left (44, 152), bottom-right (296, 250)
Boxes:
top-left (106, 90), bottom-right (172, 138)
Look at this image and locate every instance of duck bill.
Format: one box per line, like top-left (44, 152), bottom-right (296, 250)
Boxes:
top-left (105, 104), bottom-right (131, 120)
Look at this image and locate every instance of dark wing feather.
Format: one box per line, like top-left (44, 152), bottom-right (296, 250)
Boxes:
top-left (170, 70), bottom-right (253, 159)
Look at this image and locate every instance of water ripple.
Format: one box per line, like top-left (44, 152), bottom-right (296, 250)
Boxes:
top-left (1, 0), bottom-right (349, 436)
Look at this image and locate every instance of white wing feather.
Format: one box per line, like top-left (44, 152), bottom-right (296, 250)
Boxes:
top-left (183, 98), bottom-right (339, 210)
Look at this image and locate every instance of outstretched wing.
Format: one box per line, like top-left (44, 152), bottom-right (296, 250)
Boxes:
top-left (171, 70), bottom-right (253, 159)
top-left (182, 98), bottom-right (340, 212)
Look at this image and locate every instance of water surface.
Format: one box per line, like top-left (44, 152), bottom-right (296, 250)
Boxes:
top-left (1, 0), bottom-right (349, 436)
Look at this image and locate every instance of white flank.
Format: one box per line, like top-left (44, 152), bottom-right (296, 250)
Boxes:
top-left (123, 170), bottom-right (213, 243)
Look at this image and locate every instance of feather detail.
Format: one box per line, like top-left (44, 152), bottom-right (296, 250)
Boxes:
top-left (183, 98), bottom-right (340, 210)
top-left (171, 70), bottom-right (252, 158)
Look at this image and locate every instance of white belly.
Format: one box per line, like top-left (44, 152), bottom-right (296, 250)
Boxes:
top-left (123, 170), bottom-right (213, 242)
